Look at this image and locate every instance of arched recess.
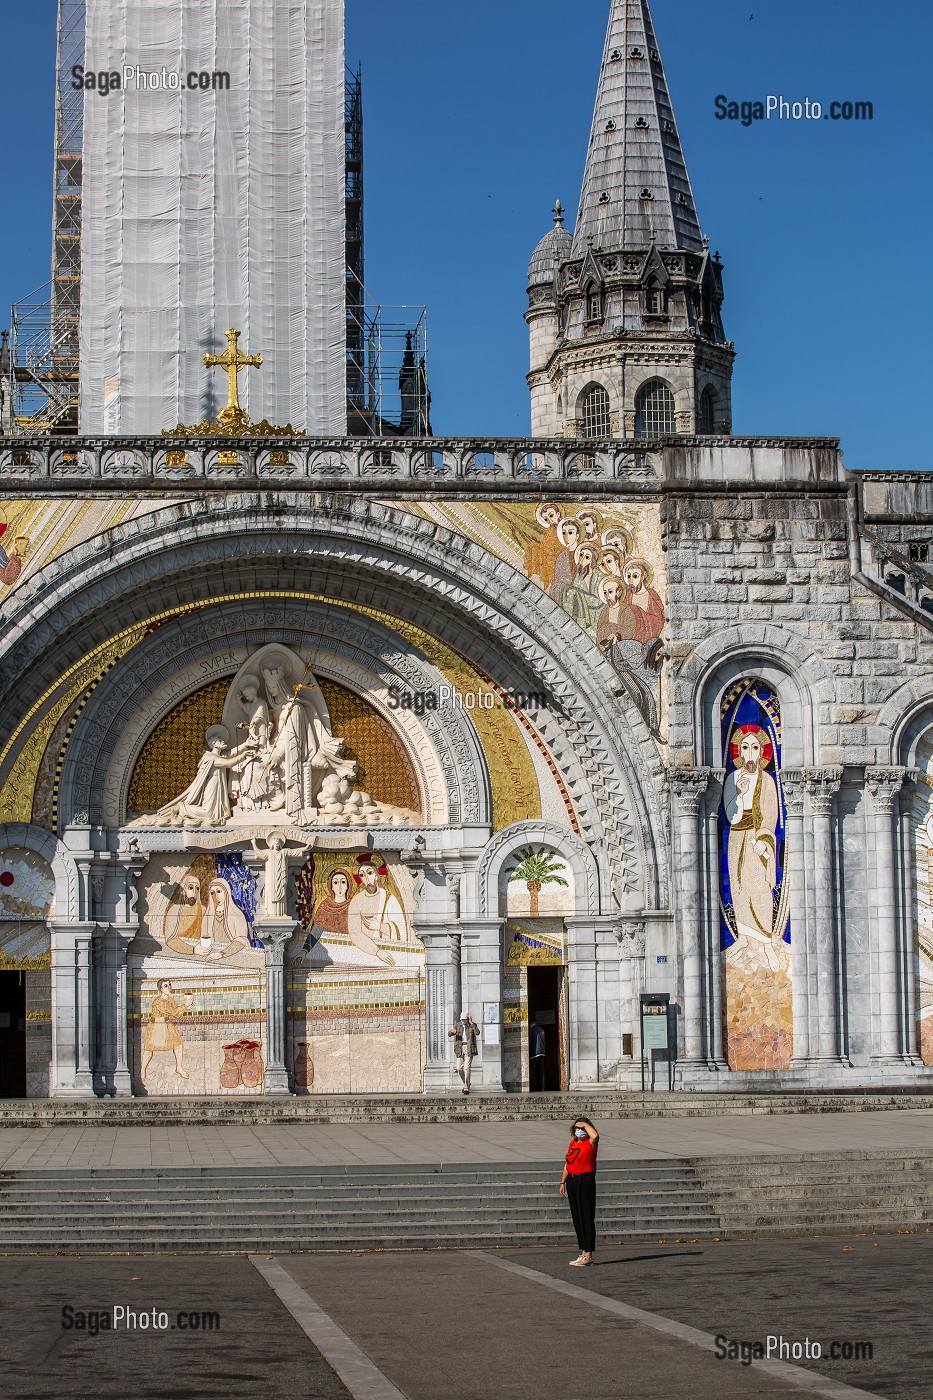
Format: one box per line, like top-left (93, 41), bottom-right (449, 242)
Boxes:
top-left (683, 628), bottom-right (825, 770)
top-left (0, 495), bottom-right (670, 911)
top-left (890, 693), bottom-right (933, 1066)
top-left (0, 822), bottom-right (78, 920)
top-left (476, 820), bottom-right (604, 918)
top-left (57, 602), bottom-right (490, 831)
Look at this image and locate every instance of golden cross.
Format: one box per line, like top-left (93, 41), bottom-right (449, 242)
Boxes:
top-left (203, 328), bottom-right (262, 415)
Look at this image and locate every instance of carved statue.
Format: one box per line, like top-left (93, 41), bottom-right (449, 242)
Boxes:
top-left (129, 645), bottom-right (419, 830)
top-left (252, 830), bottom-right (312, 919)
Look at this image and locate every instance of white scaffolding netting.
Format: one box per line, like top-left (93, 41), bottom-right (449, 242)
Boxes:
top-left (79, 0), bottom-right (346, 436)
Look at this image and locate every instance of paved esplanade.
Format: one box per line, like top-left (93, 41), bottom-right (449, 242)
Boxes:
top-left (0, 1107), bottom-right (930, 1170)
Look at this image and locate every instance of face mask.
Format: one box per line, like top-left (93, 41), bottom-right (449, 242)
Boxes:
top-left (574, 1128), bottom-right (587, 1140)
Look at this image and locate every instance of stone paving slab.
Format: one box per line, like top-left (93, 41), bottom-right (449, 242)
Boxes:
top-left (0, 1107), bottom-right (929, 1171)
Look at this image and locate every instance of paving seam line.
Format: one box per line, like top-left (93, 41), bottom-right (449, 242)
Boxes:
top-left (249, 1255), bottom-right (408, 1400)
top-left (469, 1252), bottom-right (882, 1400)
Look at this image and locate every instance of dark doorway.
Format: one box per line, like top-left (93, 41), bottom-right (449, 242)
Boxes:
top-left (527, 965), bottom-right (564, 1091)
top-left (0, 972), bottom-right (26, 1097)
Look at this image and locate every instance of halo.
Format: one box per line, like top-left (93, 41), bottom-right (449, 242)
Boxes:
top-left (557, 517), bottom-right (582, 547)
top-left (601, 525), bottom-right (633, 554)
top-left (534, 501), bottom-right (562, 528)
top-left (205, 724), bottom-right (230, 746)
top-left (574, 543), bottom-right (599, 567)
top-left (622, 556), bottom-right (653, 587)
top-left (575, 507), bottom-right (602, 529)
top-left (600, 547), bottom-right (622, 573)
top-left (598, 574), bottom-right (624, 604)
top-left (730, 724), bottom-right (774, 767)
top-left (259, 653), bottom-right (291, 679)
top-left (236, 673), bottom-right (261, 694)
top-left (355, 852), bottom-right (389, 879)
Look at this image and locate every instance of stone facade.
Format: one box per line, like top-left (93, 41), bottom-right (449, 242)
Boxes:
top-left (1, 441), bottom-right (932, 1096)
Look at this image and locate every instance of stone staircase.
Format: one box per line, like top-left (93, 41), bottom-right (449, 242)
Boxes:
top-left (0, 1160), bottom-right (722, 1254)
top-left (1, 1089), bottom-right (932, 1127)
top-left (695, 1151), bottom-right (933, 1237)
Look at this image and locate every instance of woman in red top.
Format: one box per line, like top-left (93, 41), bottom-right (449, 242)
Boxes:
top-left (559, 1117), bottom-right (599, 1266)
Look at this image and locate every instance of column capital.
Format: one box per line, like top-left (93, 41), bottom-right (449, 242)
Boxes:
top-left (253, 917), bottom-right (299, 965)
top-left (865, 765), bottom-right (908, 814)
top-left (806, 766), bottom-right (843, 815)
top-left (781, 768), bottom-right (808, 816)
top-left (667, 766), bottom-right (711, 815)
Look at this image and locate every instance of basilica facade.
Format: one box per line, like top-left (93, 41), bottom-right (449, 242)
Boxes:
top-left (1, 1), bottom-right (932, 1099)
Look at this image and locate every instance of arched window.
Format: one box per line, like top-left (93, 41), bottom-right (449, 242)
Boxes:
top-left (644, 276), bottom-right (665, 316)
top-left (580, 384), bottom-right (611, 439)
top-left (634, 380), bottom-right (676, 437)
top-left (698, 386), bottom-right (717, 434)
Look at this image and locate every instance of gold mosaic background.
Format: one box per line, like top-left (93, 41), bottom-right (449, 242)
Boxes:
top-left (127, 676), bottom-right (422, 816)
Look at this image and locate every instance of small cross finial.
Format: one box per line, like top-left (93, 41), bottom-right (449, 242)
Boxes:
top-left (552, 199), bottom-right (565, 226)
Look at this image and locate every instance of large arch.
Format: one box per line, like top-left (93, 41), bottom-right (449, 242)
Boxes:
top-left (0, 494), bottom-right (671, 911)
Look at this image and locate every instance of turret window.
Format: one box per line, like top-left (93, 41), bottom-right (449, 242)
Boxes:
top-left (586, 288), bottom-right (603, 323)
top-left (581, 385), bottom-right (611, 439)
top-left (644, 277), bottom-right (666, 316)
top-left (635, 380), bottom-right (676, 437)
top-left (698, 386), bottom-right (717, 434)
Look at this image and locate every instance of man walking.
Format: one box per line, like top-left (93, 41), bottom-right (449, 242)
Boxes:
top-left (449, 1010), bottom-right (478, 1095)
top-left (529, 1016), bottom-right (547, 1091)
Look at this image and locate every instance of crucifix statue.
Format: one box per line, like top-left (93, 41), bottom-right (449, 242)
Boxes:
top-left (204, 328), bottom-right (263, 432)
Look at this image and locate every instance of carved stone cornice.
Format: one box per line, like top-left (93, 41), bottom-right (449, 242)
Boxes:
top-left (865, 766), bottom-right (908, 815)
top-left (667, 767), bottom-right (711, 816)
top-left (806, 767), bottom-right (844, 816)
top-left (615, 920), bottom-right (646, 960)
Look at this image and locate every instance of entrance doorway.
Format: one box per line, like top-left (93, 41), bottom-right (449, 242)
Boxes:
top-left (527, 965), bottom-right (566, 1091)
top-left (0, 972), bottom-right (26, 1097)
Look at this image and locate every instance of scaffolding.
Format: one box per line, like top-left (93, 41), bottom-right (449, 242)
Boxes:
top-left (6, 0), bottom-right (84, 434)
top-left (346, 286), bottom-right (430, 436)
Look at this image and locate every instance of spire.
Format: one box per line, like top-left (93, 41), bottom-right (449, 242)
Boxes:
top-left (572, 0), bottom-right (704, 257)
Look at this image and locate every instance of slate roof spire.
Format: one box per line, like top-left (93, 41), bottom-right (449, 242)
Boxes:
top-left (572, 0), bottom-right (704, 257)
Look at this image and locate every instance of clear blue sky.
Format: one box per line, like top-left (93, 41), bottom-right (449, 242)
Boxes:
top-left (2, 1), bottom-right (930, 467)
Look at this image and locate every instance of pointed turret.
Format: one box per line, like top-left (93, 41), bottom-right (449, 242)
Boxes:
top-left (573, 0), bottom-right (703, 257)
top-left (525, 0), bottom-right (734, 440)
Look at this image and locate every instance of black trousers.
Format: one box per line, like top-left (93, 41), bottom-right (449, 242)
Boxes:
top-left (530, 1056), bottom-right (546, 1092)
top-left (566, 1171), bottom-right (596, 1253)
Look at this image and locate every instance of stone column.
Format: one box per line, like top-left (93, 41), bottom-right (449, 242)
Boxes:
top-left (703, 772), bottom-right (728, 1070)
top-left (898, 771), bottom-right (923, 1063)
top-left (616, 920), bottom-right (645, 1083)
top-left (565, 916), bottom-right (598, 1087)
top-left (668, 767), bottom-right (711, 1064)
top-left (50, 920), bottom-right (96, 1097)
top-left (781, 770), bottom-right (810, 1064)
top-left (805, 767), bottom-right (845, 1063)
top-left (417, 927), bottom-right (461, 1093)
top-left (255, 919), bottom-right (296, 1095)
top-left (866, 766), bottom-right (908, 1064)
top-left (457, 918), bottom-right (505, 1092)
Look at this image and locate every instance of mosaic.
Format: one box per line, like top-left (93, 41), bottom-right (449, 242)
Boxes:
top-left (719, 680), bottom-right (792, 1071)
top-left (501, 847), bottom-right (574, 918)
top-left (409, 499), bottom-right (666, 739)
top-left (505, 918), bottom-right (565, 967)
top-left (911, 732), bottom-right (933, 1065)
